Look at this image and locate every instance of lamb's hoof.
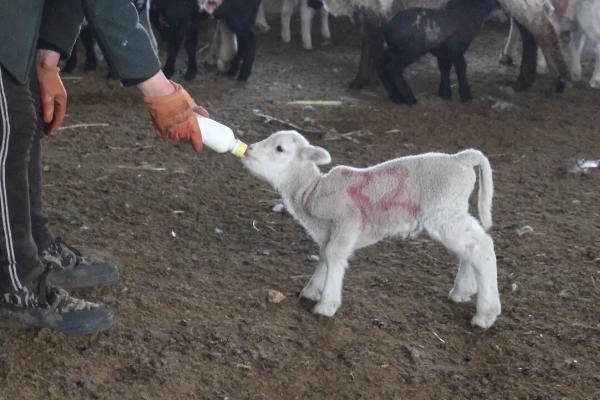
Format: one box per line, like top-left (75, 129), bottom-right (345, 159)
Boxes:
top-left (300, 285), bottom-right (321, 302)
top-left (460, 94), bottom-right (474, 103)
top-left (302, 44), bottom-right (313, 51)
top-left (439, 88), bottom-right (452, 100)
top-left (448, 288), bottom-right (475, 303)
top-left (499, 54), bottom-right (513, 66)
top-left (281, 35), bottom-right (291, 44)
top-left (471, 312), bottom-right (498, 330)
top-left (313, 300), bottom-right (340, 317)
top-left (590, 78), bottom-right (600, 89)
top-left (571, 71), bottom-right (582, 82)
top-left (256, 24), bottom-right (271, 34)
top-left (515, 77), bottom-right (534, 92)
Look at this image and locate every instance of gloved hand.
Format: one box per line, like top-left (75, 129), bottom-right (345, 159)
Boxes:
top-left (36, 61), bottom-right (67, 134)
top-left (143, 82), bottom-right (208, 152)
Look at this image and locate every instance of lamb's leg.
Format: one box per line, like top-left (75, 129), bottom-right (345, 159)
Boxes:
top-left (300, 254), bottom-right (327, 301)
top-left (184, 21), bottom-right (200, 81)
top-left (452, 53), bottom-right (473, 102)
top-left (377, 50), bottom-right (403, 103)
top-left (436, 53), bottom-right (453, 99)
top-left (515, 22), bottom-right (538, 91)
top-left (448, 258), bottom-right (478, 303)
top-left (534, 18), bottom-right (568, 93)
top-left (300, 0), bottom-right (315, 50)
top-left (217, 22), bottom-right (237, 73)
top-left (387, 53), bottom-right (417, 105)
top-left (500, 17), bottom-right (519, 66)
top-left (281, 0), bottom-right (294, 44)
top-left (320, 6), bottom-right (331, 41)
top-left (237, 29), bottom-right (256, 81)
top-left (313, 227), bottom-right (358, 317)
top-left (568, 28), bottom-right (586, 82)
top-left (425, 214), bottom-right (501, 329)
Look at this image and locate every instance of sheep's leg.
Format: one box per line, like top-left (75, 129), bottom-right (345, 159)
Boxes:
top-left (377, 50), bottom-right (403, 103)
top-left (350, 10), bottom-right (383, 90)
top-left (300, 254), bottom-right (327, 302)
top-left (500, 17), bottom-right (519, 66)
top-left (255, 1), bottom-right (271, 33)
top-left (320, 7), bottom-right (331, 41)
top-left (568, 28), bottom-right (586, 82)
top-left (300, 0), bottom-right (315, 50)
top-left (163, 23), bottom-right (185, 79)
top-left (591, 43), bottom-right (600, 89)
top-left (81, 27), bottom-right (98, 71)
top-left (425, 214), bottom-right (501, 329)
top-left (452, 53), bottom-right (473, 102)
top-left (313, 227), bottom-right (358, 317)
top-left (448, 258), bottom-right (478, 303)
top-left (534, 19), bottom-right (568, 93)
top-left (515, 22), bottom-right (538, 91)
top-left (62, 40), bottom-right (78, 73)
top-left (281, 0), bottom-right (294, 44)
top-left (237, 30), bottom-right (256, 81)
top-left (227, 32), bottom-right (244, 79)
top-left (184, 21), bottom-right (199, 81)
top-left (436, 54), bottom-right (453, 99)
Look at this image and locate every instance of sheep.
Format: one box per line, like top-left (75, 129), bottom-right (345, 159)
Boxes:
top-left (378, 0), bottom-right (497, 104)
top-left (241, 130), bottom-right (502, 329)
top-left (501, 0), bottom-right (600, 89)
top-left (281, 0), bottom-right (331, 50)
top-left (199, 0), bottom-right (262, 81)
top-left (497, 0), bottom-right (569, 92)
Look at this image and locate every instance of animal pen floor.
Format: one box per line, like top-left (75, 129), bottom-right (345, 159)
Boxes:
top-left (1, 19), bottom-right (599, 400)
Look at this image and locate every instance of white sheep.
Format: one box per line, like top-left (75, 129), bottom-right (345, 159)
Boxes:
top-left (281, 0), bottom-right (331, 50)
top-left (241, 130), bottom-right (501, 329)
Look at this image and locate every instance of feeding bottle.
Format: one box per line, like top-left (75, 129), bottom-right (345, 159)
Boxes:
top-left (196, 114), bottom-right (247, 158)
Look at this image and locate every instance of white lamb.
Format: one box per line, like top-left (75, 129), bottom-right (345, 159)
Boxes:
top-left (281, 0), bottom-right (331, 50)
top-left (241, 130), bottom-right (502, 329)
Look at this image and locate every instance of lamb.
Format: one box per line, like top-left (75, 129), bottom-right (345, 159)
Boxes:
top-left (379, 0), bottom-right (497, 104)
top-left (199, 0), bottom-right (262, 81)
top-left (241, 130), bottom-right (502, 329)
top-left (501, 0), bottom-right (600, 89)
top-left (281, 0), bottom-right (331, 50)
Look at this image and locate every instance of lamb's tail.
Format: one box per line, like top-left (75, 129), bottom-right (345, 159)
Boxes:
top-left (456, 149), bottom-right (494, 230)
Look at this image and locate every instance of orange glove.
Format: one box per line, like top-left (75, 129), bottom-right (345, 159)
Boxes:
top-left (36, 61), bottom-right (67, 134)
top-left (143, 82), bottom-right (208, 153)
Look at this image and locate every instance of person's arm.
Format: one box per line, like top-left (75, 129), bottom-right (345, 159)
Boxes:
top-left (37, 0), bottom-right (208, 151)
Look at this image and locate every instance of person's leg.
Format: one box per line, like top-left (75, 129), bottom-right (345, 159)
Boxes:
top-left (28, 68), bottom-right (119, 289)
top-left (0, 67), bottom-right (112, 336)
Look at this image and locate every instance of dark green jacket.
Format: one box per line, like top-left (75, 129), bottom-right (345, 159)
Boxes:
top-left (0, 0), bottom-right (160, 84)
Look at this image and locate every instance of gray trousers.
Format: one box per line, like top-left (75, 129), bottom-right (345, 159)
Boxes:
top-left (0, 66), bottom-right (54, 293)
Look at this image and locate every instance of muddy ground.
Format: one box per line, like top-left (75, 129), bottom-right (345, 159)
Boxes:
top-left (1, 17), bottom-right (599, 400)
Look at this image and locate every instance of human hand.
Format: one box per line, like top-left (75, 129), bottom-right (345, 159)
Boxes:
top-left (36, 50), bottom-right (67, 134)
top-left (143, 81), bottom-right (208, 152)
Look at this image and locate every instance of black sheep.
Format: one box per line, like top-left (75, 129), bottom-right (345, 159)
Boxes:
top-left (199, 0), bottom-right (262, 81)
top-left (378, 0), bottom-right (497, 105)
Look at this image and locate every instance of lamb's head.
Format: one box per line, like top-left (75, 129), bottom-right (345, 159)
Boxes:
top-left (241, 130), bottom-right (331, 189)
top-left (198, 0), bottom-right (223, 14)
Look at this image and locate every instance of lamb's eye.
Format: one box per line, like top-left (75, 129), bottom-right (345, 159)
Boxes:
top-left (276, 145), bottom-right (284, 153)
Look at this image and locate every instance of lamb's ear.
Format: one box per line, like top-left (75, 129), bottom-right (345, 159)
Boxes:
top-left (299, 145), bottom-right (331, 165)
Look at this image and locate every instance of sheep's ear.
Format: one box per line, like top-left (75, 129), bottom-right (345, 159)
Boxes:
top-left (300, 145), bottom-right (331, 165)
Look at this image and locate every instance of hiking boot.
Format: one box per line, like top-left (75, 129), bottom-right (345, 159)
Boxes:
top-left (40, 237), bottom-right (119, 289)
top-left (0, 276), bottom-right (113, 336)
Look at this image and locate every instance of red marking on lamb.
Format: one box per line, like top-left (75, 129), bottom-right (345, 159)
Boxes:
top-left (343, 167), bottom-right (420, 228)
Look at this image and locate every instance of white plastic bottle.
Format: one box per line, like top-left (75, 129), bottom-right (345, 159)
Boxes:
top-left (196, 115), bottom-right (247, 158)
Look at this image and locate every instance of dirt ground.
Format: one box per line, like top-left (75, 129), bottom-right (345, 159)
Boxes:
top-left (1, 16), bottom-right (599, 400)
